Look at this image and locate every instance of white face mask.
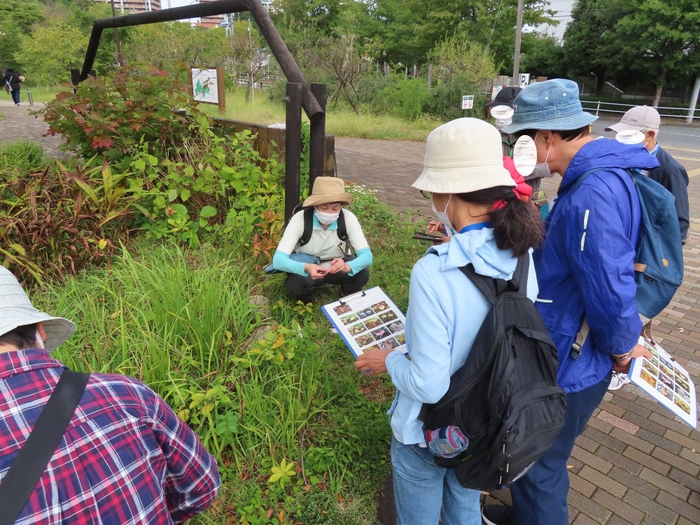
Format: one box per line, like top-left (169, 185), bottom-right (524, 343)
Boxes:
top-left (315, 209), bottom-right (340, 225)
top-left (35, 329), bottom-right (45, 350)
top-left (491, 105), bottom-right (514, 130)
top-left (432, 194), bottom-right (454, 237)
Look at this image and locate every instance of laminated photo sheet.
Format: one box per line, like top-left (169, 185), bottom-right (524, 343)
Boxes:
top-left (629, 336), bottom-right (697, 428)
top-left (321, 286), bottom-right (407, 358)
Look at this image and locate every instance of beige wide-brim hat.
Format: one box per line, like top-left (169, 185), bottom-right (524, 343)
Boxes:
top-left (0, 266), bottom-right (75, 352)
top-left (413, 118), bottom-right (515, 193)
top-left (303, 177), bottom-right (353, 207)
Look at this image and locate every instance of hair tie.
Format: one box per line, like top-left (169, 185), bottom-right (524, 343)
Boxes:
top-left (492, 199), bottom-right (508, 210)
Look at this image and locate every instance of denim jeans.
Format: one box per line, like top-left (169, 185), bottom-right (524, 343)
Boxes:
top-left (391, 437), bottom-right (481, 525)
top-left (11, 89), bottom-right (19, 105)
top-left (510, 370), bottom-right (612, 525)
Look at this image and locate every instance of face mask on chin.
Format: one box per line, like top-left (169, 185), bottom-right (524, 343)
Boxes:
top-left (530, 132), bottom-right (552, 179)
top-left (432, 194), bottom-right (454, 237)
top-left (315, 209), bottom-right (340, 225)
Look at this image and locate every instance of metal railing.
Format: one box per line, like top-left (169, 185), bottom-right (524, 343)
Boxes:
top-left (581, 100), bottom-right (699, 122)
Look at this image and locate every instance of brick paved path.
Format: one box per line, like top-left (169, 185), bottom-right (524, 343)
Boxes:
top-left (0, 100), bottom-right (63, 157)
top-left (2, 102), bottom-right (700, 524)
top-left (337, 135), bottom-right (700, 525)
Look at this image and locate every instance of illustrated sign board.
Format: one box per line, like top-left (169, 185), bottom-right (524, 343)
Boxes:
top-left (519, 73), bottom-right (530, 88)
top-left (189, 66), bottom-right (226, 114)
top-left (462, 95), bottom-right (474, 110)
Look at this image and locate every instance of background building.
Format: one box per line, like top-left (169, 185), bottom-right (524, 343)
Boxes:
top-left (97, 0), bottom-right (161, 14)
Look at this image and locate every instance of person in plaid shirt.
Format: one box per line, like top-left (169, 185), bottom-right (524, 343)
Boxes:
top-left (0, 266), bottom-right (221, 523)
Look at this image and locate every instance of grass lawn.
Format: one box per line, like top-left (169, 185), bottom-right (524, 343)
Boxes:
top-left (202, 88), bottom-right (438, 142)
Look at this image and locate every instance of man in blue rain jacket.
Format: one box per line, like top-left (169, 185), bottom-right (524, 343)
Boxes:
top-left (481, 79), bottom-right (659, 525)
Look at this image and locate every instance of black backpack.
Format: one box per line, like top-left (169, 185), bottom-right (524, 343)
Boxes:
top-left (297, 206), bottom-right (348, 246)
top-left (418, 256), bottom-right (567, 491)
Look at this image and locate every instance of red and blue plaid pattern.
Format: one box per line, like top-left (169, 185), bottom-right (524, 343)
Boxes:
top-left (0, 349), bottom-right (220, 524)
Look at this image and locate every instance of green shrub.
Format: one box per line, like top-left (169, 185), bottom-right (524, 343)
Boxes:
top-left (41, 66), bottom-right (203, 170)
top-left (373, 76), bottom-right (432, 120)
top-left (0, 155), bottom-right (135, 285)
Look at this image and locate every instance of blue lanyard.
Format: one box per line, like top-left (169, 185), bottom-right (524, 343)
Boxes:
top-left (650, 143), bottom-right (660, 157)
top-left (459, 222), bottom-right (491, 234)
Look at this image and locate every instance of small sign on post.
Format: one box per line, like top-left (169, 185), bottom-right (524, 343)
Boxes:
top-left (189, 66), bottom-right (226, 116)
top-left (519, 73), bottom-right (530, 88)
top-left (462, 95), bottom-right (474, 110)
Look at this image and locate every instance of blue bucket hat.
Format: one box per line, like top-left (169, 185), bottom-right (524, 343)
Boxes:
top-left (501, 79), bottom-right (597, 134)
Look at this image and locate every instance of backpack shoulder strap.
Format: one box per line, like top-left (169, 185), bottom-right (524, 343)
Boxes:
top-left (337, 210), bottom-right (348, 242)
top-left (571, 168), bottom-right (600, 193)
top-left (459, 255), bottom-right (529, 305)
top-left (0, 370), bottom-right (90, 525)
top-left (299, 207), bottom-right (314, 246)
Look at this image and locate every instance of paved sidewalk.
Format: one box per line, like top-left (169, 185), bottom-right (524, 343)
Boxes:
top-left (0, 99), bottom-right (63, 157)
top-left (336, 136), bottom-right (700, 525)
top-left (2, 104), bottom-right (699, 524)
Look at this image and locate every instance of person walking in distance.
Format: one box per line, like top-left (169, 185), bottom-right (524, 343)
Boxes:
top-left (3, 68), bottom-right (23, 106)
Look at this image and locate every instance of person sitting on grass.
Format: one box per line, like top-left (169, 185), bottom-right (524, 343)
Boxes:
top-left (272, 176), bottom-right (373, 303)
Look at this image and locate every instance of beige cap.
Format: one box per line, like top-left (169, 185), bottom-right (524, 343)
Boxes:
top-left (605, 106), bottom-right (660, 133)
top-left (413, 118), bottom-right (515, 194)
top-left (303, 177), bottom-right (352, 207)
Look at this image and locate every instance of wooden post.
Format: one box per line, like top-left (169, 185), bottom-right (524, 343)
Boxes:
top-left (309, 83), bottom-right (327, 191)
top-left (285, 83), bottom-right (303, 224)
top-left (217, 66), bottom-right (226, 116)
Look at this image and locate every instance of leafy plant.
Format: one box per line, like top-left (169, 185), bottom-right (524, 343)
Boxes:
top-left (0, 155), bottom-right (135, 284)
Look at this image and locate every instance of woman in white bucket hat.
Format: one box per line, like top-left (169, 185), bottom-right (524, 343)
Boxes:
top-left (355, 118), bottom-right (543, 525)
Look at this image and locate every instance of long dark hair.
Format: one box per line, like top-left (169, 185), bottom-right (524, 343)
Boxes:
top-left (455, 186), bottom-right (543, 257)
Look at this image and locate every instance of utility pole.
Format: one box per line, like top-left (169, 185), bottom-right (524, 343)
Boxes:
top-left (687, 75), bottom-right (700, 124)
top-left (110, 0), bottom-right (123, 66)
top-left (512, 0), bottom-right (524, 85)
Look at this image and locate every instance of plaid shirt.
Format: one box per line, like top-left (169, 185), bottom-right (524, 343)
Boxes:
top-left (0, 349), bottom-right (220, 524)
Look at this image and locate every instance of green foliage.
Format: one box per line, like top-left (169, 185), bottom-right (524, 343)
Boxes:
top-left (14, 20), bottom-right (88, 85)
top-left (520, 34), bottom-right (565, 79)
top-left (0, 0), bottom-right (44, 71)
top-left (42, 66), bottom-right (200, 164)
top-left (124, 22), bottom-right (228, 72)
top-left (606, 0), bottom-right (700, 101)
top-left (374, 76), bottom-right (431, 120)
top-left (0, 155), bottom-right (135, 284)
top-left (0, 140), bottom-right (46, 178)
top-left (42, 67), bottom-right (285, 254)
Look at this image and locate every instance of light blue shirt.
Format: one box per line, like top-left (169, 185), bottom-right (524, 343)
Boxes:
top-left (385, 227), bottom-right (538, 445)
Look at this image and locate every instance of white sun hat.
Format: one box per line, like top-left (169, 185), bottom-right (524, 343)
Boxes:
top-left (412, 118), bottom-right (515, 194)
top-left (0, 266), bottom-right (75, 352)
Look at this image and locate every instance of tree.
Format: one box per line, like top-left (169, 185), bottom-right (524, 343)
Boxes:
top-left (605, 0), bottom-right (700, 105)
top-left (124, 23), bottom-right (227, 73)
top-left (229, 21), bottom-right (270, 102)
top-left (313, 34), bottom-right (367, 114)
top-left (0, 0), bottom-right (44, 72)
top-left (520, 34), bottom-right (565, 79)
top-left (426, 36), bottom-right (496, 120)
top-left (365, 0), bottom-right (555, 73)
top-left (14, 21), bottom-right (88, 85)
top-left (563, 0), bottom-right (627, 95)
